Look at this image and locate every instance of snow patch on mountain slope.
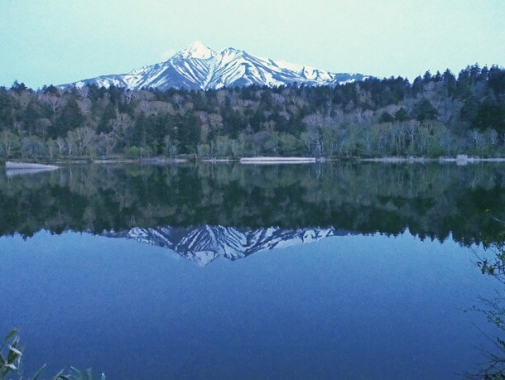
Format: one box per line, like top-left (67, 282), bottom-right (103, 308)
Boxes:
top-left (65, 42), bottom-right (366, 91)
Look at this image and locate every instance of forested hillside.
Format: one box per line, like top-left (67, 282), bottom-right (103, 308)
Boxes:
top-left (0, 64), bottom-right (504, 160)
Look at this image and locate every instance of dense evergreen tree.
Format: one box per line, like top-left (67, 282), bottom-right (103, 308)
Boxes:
top-left (442, 69), bottom-right (457, 97)
top-left (98, 102), bottom-right (117, 133)
top-left (178, 111), bottom-right (201, 154)
top-left (413, 98), bottom-right (439, 121)
top-left (10, 80), bottom-right (29, 94)
top-left (488, 65), bottom-right (505, 98)
top-left (49, 96), bottom-right (83, 139)
top-left (394, 108), bottom-right (409, 122)
top-left (473, 98), bottom-right (505, 136)
top-left (0, 87), bottom-right (14, 130)
top-left (379, 112), bottom-right (395, 123)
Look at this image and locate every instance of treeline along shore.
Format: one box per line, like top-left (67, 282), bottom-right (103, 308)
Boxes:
top-left (0, 64), bottom-right (504, 161)
top-left (1, 162), bottom-right (504, 247)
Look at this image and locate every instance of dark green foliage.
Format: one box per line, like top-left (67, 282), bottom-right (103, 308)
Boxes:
top-left (107, 85), bottom-right (123, 105)
top-left (489, 65), bottom-right (505, 98)
top-left (423, 70), bottom-right (432, 84)
top-left (23, 100), bottom-right (42, 136)
top-left (42, 85), bottom-right (60, 96)
top-left (191, 90), bottom-right (214, 112)
top-left (132, 112), bottom-right (176, 155)
top-left (97, 102), bottom-right (116, 133)
top-left (379, 112), bottom-right (395, 123)
top-left (394, 107), bottom-right (410, 122)
top-left (442, 69), bottom-right (457, 97)
top-left (10, 81), bottom-right (28, 94)
top-left (49, 96), bottom-right (83, 139)
top-left (178, 111), bottom-right (201, 153)
top-left (86, 84), bottom-right (107, 102)
top-left (473, 98), bottom-right (505, 136)
top-left (413, 98), bottom-right (439, 121)
top-left (332, 83), bottom-right (358, 106)
top-left (460, 96), bottom-right (480, 122)
top-left (411, 76), bottom-right (424, 96)
top-left (0, 87), bottom-right (14, 130)
top-left (455, 64), bottom-right (487, 98)
top-left (222, 108), bottom-right (244, 138)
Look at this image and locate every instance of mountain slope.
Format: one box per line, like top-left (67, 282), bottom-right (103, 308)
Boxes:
top-left (68, 41), bottom-right (366, 90)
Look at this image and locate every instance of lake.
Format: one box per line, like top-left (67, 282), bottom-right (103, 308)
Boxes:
top-left (1, 162), bottom-right (505, 379)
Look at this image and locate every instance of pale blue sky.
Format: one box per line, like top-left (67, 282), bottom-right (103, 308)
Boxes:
top-left (1, 0), bottom-right (504, 89)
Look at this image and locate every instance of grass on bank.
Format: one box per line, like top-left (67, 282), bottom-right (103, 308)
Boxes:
top-left (1, 330), bottom-right (105, 380)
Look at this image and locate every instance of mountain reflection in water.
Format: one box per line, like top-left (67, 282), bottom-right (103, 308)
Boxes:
top-left (104, 225), bottom-right (351, 266)
top-left (0, 161), bottom-right (504, 246)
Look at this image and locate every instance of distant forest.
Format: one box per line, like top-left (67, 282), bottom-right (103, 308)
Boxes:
top-left (0, 64), bottom-right (504, 160)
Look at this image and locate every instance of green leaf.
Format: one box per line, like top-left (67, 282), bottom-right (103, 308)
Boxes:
top-left (8, 345), bottom-right (23, 357)
top-left (3, 329), bottom-right (17, 343)
top-left (51, 369), bottom-right (71, 380)
top-left (85, 368), bottom-right (94, 379)
top-left (7, 347), bottom-right (20, 364)
top-left (31, 363), bottom-right (47, 380)
top-left (5, 362), bottom-right (17, 371)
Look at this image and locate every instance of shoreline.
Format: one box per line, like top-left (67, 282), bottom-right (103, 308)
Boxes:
top-left (5, 155), bottom-right (505, 168)
top-left (5, 161), bottom-right (60, 176)
top-left (361, 155), bottom-right (505, 164)
top-left (5, 161), bottom-right (60, 170)
top-left (240, 157), bottom-right (317, 164)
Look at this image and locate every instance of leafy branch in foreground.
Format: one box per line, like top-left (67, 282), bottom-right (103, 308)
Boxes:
top-left (0, 329), bottom-right (105, 380)
top-left (466, 221), bottom-right (505, 379)
top-left (0, 329), bottom-right (24, 379)
top-left (465, 294), bottom-right (505, 379)
top-left (477, 250), bottom-right (505, 283)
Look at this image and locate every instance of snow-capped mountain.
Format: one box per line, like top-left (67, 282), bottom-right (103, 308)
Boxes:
top-left (67, 41), bottom-right (366, 90)
top-left (103, 225), bottom-right (350, 266)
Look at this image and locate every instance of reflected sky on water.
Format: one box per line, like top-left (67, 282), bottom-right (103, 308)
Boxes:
top-left (0, 227), bottom-right (499, 379)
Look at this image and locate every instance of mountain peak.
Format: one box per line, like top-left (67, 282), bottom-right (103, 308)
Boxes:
top-left (64, 42), bottom-right (366, 90)
top-left (179, 41), bottom-right (216, 60)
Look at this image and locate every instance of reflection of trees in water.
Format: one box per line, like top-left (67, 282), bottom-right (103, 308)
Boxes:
top-left (0, 163), bottom-right (505, 247)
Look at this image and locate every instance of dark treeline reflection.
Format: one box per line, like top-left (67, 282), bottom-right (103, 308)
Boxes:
top-left (1, 162), bottom-right (504, 246)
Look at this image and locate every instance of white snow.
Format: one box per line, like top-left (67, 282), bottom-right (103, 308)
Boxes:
top-left (276, 60), bottom-right (305, 72)
top-left (180, 41), bottom-right (216, 60)
top-left (218, 48), bottom-right (242, 66)
top-left (65, 42), bottom-right (364, 90)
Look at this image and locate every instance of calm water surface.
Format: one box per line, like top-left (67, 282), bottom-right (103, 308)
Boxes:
top-left (1, 162), bottom-right (504, 379)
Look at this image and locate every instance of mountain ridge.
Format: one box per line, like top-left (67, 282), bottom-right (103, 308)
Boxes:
top-left (66, 41), bottom-right (366, 90)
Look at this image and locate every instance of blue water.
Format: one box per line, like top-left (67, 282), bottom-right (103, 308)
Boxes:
top-left (0, 230), bottom-right (499, 379)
